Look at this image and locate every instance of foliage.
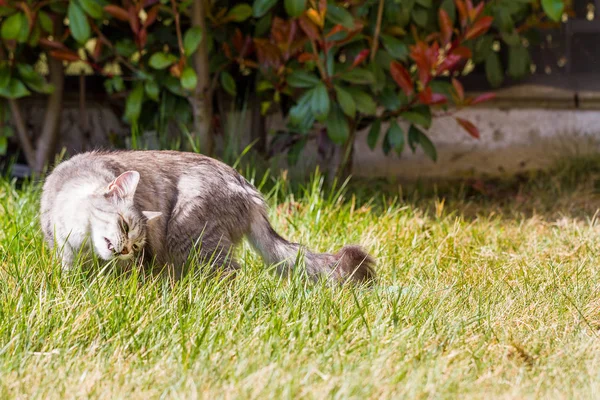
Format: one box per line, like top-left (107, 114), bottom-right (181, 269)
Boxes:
top-left (0, 0), bottom-right (565, 165)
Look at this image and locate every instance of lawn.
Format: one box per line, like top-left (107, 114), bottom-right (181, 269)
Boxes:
top-left (2, 158), bottom-right (600, 399)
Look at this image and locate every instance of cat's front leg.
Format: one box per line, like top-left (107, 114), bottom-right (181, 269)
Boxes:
top-left (60, 246), bottom-right (74, 271)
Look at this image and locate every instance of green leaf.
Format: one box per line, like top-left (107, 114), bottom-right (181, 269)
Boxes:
top-left (311, 83), bottom-right (331, 122)
top-left (289, 90), bottom-right (313, 127)
top-left (473, 35), bottom-right (494, 63)
top-left (339, 68), bottom-right (375, 85)
top-left (253, 0), bottom-right (278, 18)
top-left (508, 45), bottom-right (530, 79)
top-left (501, 31), bottom-right (520, 46)
top-left (287, 70), bottom-right (320, 88)
top-left (386, 121), bottom-right (404, 156)
top-left (145, 80), bottom-right (160, 101)
top-left (0, 78), bottom-right (31, 99)
top-left (68, 1), bottom-right (91, 43)
top-left (164, 75), bottom-right (185, 97)
top-left (367, 120), bottom-right (381, 150)
top-left (227, 3), bottom-right (253, 22)
top-left (325, 3), bottom-right (355, 29)
top-left (38, 11), bottom-right (54, 34)
top-left (221, 71), bottom-right (237, 96)
top-left (181, 67), bottom-right (198, 90)
top-left (408, 122), bottom-right (419, 152)
top-left (409, 124), bottom-right (436, 160)
top-left (125, 84), bottom-right (144, 124)
top-left (347, 88), bottom-right (376, 115)
top-left (184, 26), bottom-right (203, 56)
top-left (115, 39), bottom-right (137, 58)
top-left (334, 85), bottom-right (356, 119)
top-left (0, 136), bottom-right (6, 155)
top-left (285, 0), bottom-right (306, 17)
top-left (79, 0), bottom-right (104, 19)
top-left (378, 87), bottom-right (403, 111)
top-left (416, 0), bottom-right (432, 7)
top-left (485, 52), bottom-right (504, 87)
top-left (380, 34), bottom-right (408, 61)
top-left (17, 64), bottom-right (54, 94)
top-left (326, 105), bottom-right (350, 145)
top-left (255, 12), bottom-right (272, 36)
top-left (411, 6), bottom-right (429, 27)
top-left (149, 52), bottom-right (178, 69)
top-left (0, 65), bottom-right (10, 89)
top-left (4, 125), bottom-right (13, 138)
top-left (401, 106), bottom-right (432, 129)
top-left (541, 0), bottom-right (564, 22)
top-left (1, 13), bottom-right (23, 40)
top-left (415, 126), bottom-right (437, 161)
top-left (16, 13), bottom-right (29, 43)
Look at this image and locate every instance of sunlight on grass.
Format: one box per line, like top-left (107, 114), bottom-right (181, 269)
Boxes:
top-left (2, 158), bottom-right (600, 398)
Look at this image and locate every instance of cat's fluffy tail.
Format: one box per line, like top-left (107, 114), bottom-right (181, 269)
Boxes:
top-left (247, 211), bottom-right (375, 284)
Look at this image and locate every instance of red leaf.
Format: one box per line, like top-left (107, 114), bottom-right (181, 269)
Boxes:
top-left (454, 0), bottom-right (468, 28)
top-left (464, 16), bottom-right (493, 40)
top-left (298, 52), bottom-right (317, 62)
top-left (410, 41), bottom-right (435, 86)
top-left (49, 49), bottom-right (81, 62)
top-left (104, 5), bottom-right (130, 22)
top-left (39, 38), bottom-right (67, 50)
top-left (451, 46), bottom-right (472, 59)
top-left (351, 49), bottom-right (369, 68)
top-left (456, 117), bottom-right (480, 138)
top-left (436, 53), bottom-right (462, 74)
top-left (390, 61), bottom-right (414, 96)
top-left (470, 2), bottom-right (484, 21)
top-left (418, 88), bottom-right (448, 105)
top-left (452, 78), bottom-right (464, 101)
top-left (222, 42), bottom-right (232, 59)
top-left (144, 4), bottom-right (160, 28)
top-left (232, 28), bottom-right (244, 54)
top-left (92, 38), bottom-right (103, 61)
top-left (470, 92), bottom-right (496, 105)
top-left (326, 24), bottom-right (345, 38)
top-left (418, 87), bottom-right (432, 104)
top-left (438, 9), bottom-right (453, 46)
top-left (465, 0), bottom-right (474, 14)
top-left (430, 93), bottom-right (447, 105)
top-left (128, 6), bottom-right (140, 34)
top-left (299, 15), bottom-right (320, 41)
top-left (137, 27), bottom-right (147, 48)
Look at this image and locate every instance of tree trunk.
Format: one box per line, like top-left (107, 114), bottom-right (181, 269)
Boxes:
top-left (8, 99), bottom-right (36, 169)
top-left (250, 90), bottom-right (266, 155)
top-left (190, 0), bottom-right (214, 156)
top-left (35, 53), bottom-right (65, 172)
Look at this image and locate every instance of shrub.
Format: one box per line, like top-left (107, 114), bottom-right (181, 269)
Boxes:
top-left (0, 0), bottom-right (565, 174)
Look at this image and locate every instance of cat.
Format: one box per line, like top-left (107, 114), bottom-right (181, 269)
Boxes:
top-left (40, 150), bottom-right (375, 283)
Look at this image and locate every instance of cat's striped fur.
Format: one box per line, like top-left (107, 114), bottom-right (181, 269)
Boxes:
top-left (40, 150), bottom-right (375, 283)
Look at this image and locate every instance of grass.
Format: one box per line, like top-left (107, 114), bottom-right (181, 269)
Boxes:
top-left (3, 157), bottom-right (600, 398)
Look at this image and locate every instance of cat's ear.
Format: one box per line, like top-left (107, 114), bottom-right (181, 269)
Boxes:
top-left (142, 211), bottom-right (162, 221)
top-left (105, 171), bottom-right (140, 200)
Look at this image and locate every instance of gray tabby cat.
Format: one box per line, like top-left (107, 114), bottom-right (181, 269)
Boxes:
top-left (40, 150), bottom-right (375, 283)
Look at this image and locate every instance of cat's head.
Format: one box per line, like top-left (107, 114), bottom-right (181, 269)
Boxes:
top-left (89, 171), bottom-right (161, 261)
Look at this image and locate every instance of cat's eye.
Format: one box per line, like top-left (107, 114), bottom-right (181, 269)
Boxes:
top-left (120, 219), bottom-right (129, 233)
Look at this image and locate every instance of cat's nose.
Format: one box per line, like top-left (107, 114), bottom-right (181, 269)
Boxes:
top-left (121, 247), bottom-right (129, 255)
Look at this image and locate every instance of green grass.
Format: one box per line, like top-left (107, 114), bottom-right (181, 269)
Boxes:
top-left (3, 158), bottom-right (600, 399)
